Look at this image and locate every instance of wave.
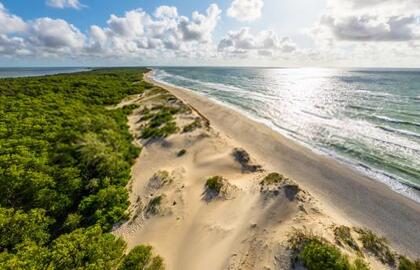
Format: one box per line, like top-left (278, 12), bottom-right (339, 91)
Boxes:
top-left (379, 126), bottom-right (420, 140)
top-left (347, 105), bottom-right (375, 112)
top-left (353, 89), bottom-right (396, 98)
top-left (155, 69), bottom-right (281, 102)
top-left (373, 115), bottom-right (420, 128)
top-left (300, 109), bottom-right (333, 120)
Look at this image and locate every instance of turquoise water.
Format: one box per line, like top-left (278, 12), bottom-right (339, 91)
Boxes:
top-left (152, 67), bottom-right (420, 201)
top-left (0, 67), bottom-right (90, 78)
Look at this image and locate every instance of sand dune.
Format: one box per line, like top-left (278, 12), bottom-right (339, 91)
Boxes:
top-left (113, 72), bottom-right (420, 269)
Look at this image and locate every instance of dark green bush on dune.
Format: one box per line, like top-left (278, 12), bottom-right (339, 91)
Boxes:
top-left (0, 68), bottom-right (163, 268)
top-left (399, 256), bottom-right (420, 270)
top-left (289, 230), bottom-right (370, 270)
top-left (300, 239), bottom-right (351, 270)
top-left (118, 245), bottom-right (164, 270)
top-left (205, 176), bottom-right (225, 193)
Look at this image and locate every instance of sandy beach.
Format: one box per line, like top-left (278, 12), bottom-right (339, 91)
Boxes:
top-left (143, 72), bottom-right (420, 256)
top-left (112, 70), bottom-right (420, 270)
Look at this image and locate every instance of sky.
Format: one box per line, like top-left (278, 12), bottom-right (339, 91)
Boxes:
top-left (0, 0), bottom-right (419, 67)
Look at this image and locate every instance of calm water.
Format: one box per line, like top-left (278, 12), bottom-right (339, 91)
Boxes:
top-left (152, 67), bottom-right (420, 202)
top-left (0, 67), bottom-right (90, 78)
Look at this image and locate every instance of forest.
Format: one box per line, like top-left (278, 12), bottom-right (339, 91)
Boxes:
top-left (0, 68), bottom-right (162, 269)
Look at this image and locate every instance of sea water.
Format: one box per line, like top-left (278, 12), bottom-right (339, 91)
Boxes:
top-left (152, 67), bottom-right (420, 202)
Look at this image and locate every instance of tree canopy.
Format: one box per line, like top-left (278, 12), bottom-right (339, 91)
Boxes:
top-left (0, 68), bottom-right (163, 269)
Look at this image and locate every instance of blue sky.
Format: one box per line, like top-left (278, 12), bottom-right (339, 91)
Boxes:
top-left (0, 0), bottom-right (419, 67)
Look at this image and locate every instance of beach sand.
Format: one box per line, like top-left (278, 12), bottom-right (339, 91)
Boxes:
top-left (114, 71), bottom-right (420, 269)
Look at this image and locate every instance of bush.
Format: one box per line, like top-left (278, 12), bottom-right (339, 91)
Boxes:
top-left (146, 195), bottom-right (164, 216)
top-left (355, 228), bottom-right (395, 265)
top-left (205, 176), bottom-right (225, 193)
top-left (140, 122), bottom-right (179, 139)
top-left (0, 208), bottom-right (53, 251)
top-left (399, 256), bottom-right (420, 270)
top-left (289, 229), bottom-right (370, 270)
top-left (182, 119), bottom-right (202, 133)
top-left (334, 225), bottom-right (360, 252)
top-left (300, 239), bottom-right (350, 270)
top-left (49, 225), bottom-right (126, 270)
top-left (351, 258), bottom-right (370, 270)
top-left (78, 185), bottom-right (129, 230)
top-left (118, 245), bottom-right (164, 270)
top-left (260, 172), bottom-right (287, 185)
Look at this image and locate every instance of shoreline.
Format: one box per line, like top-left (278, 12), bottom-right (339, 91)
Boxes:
top-left (149, 71), bottom-right (420, 202)
top-left (144, 71), bottom-right (420, 257)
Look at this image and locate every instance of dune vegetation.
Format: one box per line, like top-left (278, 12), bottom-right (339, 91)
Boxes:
top-left (0, 68), bottom-right (164, 269)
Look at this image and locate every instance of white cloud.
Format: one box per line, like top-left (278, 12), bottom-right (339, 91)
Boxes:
top-left (154, 6), bottom-right (178, 18)
top-left (107, 9), bottom-right (149, 38)
top-left (227, 0), bottom-right (264, 22)
top-left (303, 0), bottom-right (420, 66)
top-left (0, 34), bottom-right (29, 56)
top-left (0, 2), bottom-right (222, 60)
top-left (28, 18), bottom-right (85, 50)
top-left (46, 0), bottom-right (86, 10)
top-left (316, 0), bottom-right (420, 42)
top-left (86, 4), bottom-right (221, 57)
top-left (179, 4), bottom-right (221, 42)
top-left (321, 14), bottom-right (420, 41)
top-left (218, 27), bottom-right (296, 57)
top-left (0, 3), bottom-right (26, 34)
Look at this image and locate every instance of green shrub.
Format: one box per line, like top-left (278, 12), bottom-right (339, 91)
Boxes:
top-left (300, 239), bottom-right (350, 270)
top-left (118, 245), bottom-right (164, 270)
top-left (182, 119), bottom-right (202, 133)
top-left (205, 176), bottom-right (225, 193)
top-left (149, 111), bottom-right (174, 128)
top-left (289, 229), bottom-right (370, 270)
top-left (146, 195), bottom-right (164, 215)
top-left (351, 258), bottom-right (370, 270)
top-left (140, 122), bottom-right (179, 139)
top-left (260, 172), bottom-right (287, 185)
top-left (334, 225), bottom-right (360, 252)
top-left (78, 185), bottom-right (129, 230)
top-left (355, 228), bottom-right (395, 265)
top-left (399, 256), bottom-right (420, 270)
top-left (49, 225), bottom-right (126, 270)
top-left (0, 208), bottom-right (53, 251)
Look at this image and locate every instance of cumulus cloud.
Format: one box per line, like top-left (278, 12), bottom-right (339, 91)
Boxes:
top-left (218, 28), bottom-right (296, 57)
top-left (303, 0), bottom-right (420, 66)
top-left (86, 4), bottom-right (221, 57)
top-left (0, 2), bottom-right (223, 60)
top-left (46, 0), bottom-right (86, 9)
top-left (227, 0), bottom-right (264, 22)
top-left (314, 0), bottom-right (420, 42)
top-left (0, 3), bottom-right (26, 34)
top-left (321, 15), bottom-right (420, 41)
top-left (0, 34), bottom-right (29, 56)
top-left (154, 6), bottom-right (178, 18)
top-left (28, 18), bottom-right (85, 51)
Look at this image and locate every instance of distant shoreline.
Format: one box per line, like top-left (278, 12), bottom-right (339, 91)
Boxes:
top-left (144, 70), bottom-right (420, 257)
top-left (0, 67), bottom-right (91, 79)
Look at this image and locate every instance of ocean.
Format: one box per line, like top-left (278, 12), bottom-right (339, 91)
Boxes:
top-left (0, 67), bottom-right (90, 78)
top-left (152, 67), bottom-right (420, 202)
